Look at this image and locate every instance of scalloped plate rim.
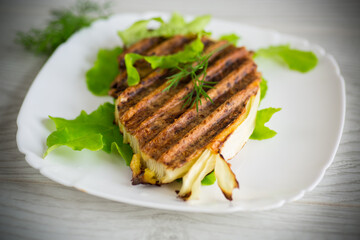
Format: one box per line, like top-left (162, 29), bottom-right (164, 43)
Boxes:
top-left (16, 12), bottom-right (346, 213)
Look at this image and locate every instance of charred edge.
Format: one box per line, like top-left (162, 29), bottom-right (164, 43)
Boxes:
top-left (222, 190), bottom-right (233, 201)
top-left (219, 180), bottom-right (239, 201)
top-left (219, 160), bottom-right (240, 201)
top-left (219, 152), bottom-right (226, 160)
top-left (131, 171), bottom-right (144, 185)
top-left (131, 170), bottom-right (161, 186)
top-left (178, 192), bottom-right (192, 201)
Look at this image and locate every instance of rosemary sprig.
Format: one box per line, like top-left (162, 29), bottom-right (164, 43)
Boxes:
top-left (15, 0), bottom-right (111, 55)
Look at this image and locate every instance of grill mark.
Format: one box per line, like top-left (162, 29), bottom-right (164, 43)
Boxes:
top-left (142, 60), bottom-right (257, 160)
top-left (122, 81), bottom-right (188, 132)
top-left (118, 37), bottom-right (165, 69)
top-left (109, 35), bottom-right (196, 97)
top-left (209, 72), bottom-right (262, 152)
top-left (131, 47), bottom-right (249, 146)
top-left (203, 40), bottom-right (233, 64)
top-left (116, 68), bottom-right (173, 117)
top-left (158, 80), bottom-right (260, 169)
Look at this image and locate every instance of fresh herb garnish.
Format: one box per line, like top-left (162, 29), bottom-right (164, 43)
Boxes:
top-left (118, 12), bottom-right (211, 46)
top-left (178, 53), bottom-right (216, 111)
top-left (219, 33), bottom-right (241, 45)
top-left (86, 47), bottom-right (123, 95)
top-left (254, 44), bottom-right (318, 73)
top-left (163, 42), bottom-right (232, 111)
top-left (44, 102), bottom-right (133, 165)
top-left (15, 0), bottom-right (110, 55)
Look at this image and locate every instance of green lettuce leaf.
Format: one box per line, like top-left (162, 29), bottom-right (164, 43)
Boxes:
top-left (254, 45), bottom-right (318, 73)
top-left (124, 37), bottom-right (204, 86)
top-left (118, 13), bottom-right (211, 46)
top-left (182, 14), bottom-right (212, 35)
top-left (124, 53), bottom-right (144, 86)
top-left (118, 17), bottom-right (164, 46)
top-left (155, 12), bottom-right (186, 36)
top-left (144, 36), bottom-right (204, 69)
top-left (201, 171), bottom-right (216, 185)
top-left (86, 47), bottom-right (123, 95)
top-left (44, 102), bottom-right (133, 165)
top-left (260, 77), bottom-right (268, 101)
top-left (250, 107), bottom-right (281, 140)
top-left (219, 33), bottom-right (240, 45)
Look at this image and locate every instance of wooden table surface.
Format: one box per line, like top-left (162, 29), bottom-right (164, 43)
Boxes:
top-left (1, 0), bottom-right (359, 239)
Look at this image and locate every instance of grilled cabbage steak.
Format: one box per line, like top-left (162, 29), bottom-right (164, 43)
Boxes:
top-left (112, 35), bottom-right (261, 200)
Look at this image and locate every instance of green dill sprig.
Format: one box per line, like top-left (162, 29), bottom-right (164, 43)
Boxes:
top-left (15, 0), bottom-right (111, 55)
top-left (164, 52), bottom-right (216, 111)
top-left (164, 43), bottom-right (230, 111)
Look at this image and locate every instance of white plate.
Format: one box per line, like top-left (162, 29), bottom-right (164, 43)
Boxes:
top-left (16, 12), bottom-right (345, 213)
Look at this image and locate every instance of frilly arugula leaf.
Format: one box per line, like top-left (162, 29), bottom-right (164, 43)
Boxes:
top-left (250, 107), bottom-right (281, 140)
top-left (260, 77), bottom-right (268, 101)
top-left (201, 171), bottom-right (216, 185)
top-left (15, 0), bottom-right (111, 55)
top-left (254, 45), bottom-right (318, 73)
top-left (44, 102), bottom-right (133, 165)
top-left (118, 13), bottom-right (211, 46)
top-left (125, 37), bottom-right (204, 86)
top-left (219, 33), bottom-right (240, 45)
top-left (86, 47), bottom-right (123, 95)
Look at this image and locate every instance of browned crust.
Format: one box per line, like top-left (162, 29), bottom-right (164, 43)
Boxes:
top-left (141, 59), bottom-right (257, 160)
top-left (113, 37), bottom-right (263, 187)
top-left (131, 47), bottom-right (250, 146)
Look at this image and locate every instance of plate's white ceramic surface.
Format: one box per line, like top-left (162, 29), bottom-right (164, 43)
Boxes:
top-left (16, 12), bottom-right (345, 213)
